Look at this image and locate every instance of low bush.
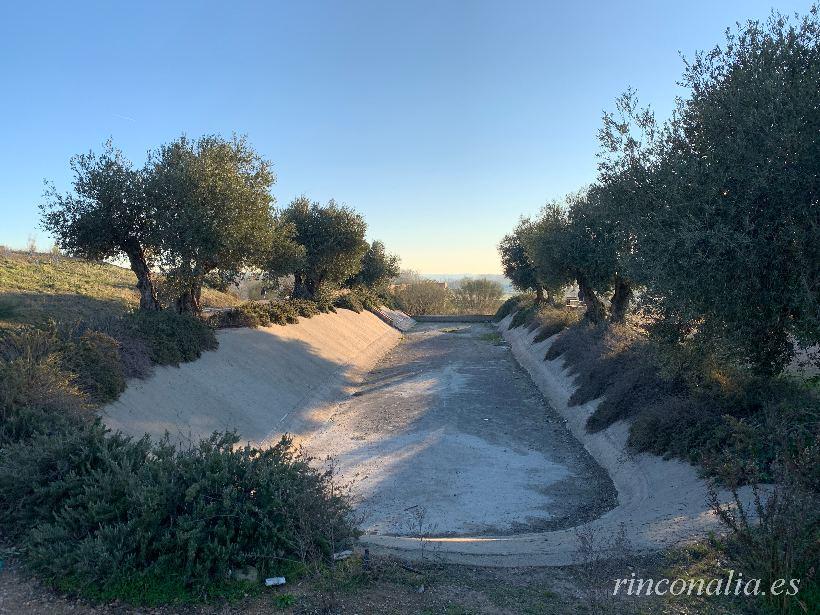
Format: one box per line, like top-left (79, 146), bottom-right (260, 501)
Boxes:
top-left (531, 306), bottom-right (581, 343)
top-left (127, 310), bottom-right (217, 365)
top-left (214, 302), bottom-right (272, 328)
top-left (290, 298), bottom-right (320, 318)
top-left (494, 295), bottom-right (527, 321)
top-left (0, 425), bottom-right (357, 605)
top-left (268, 301), bottom-right (300, 325)
top-left (0, 328), bottom-right (87, 443)
top-left (334, 293), bottom-right (364, 313)
top-left (61, 330), bottom-right (126, 404)
top-left (0, 328), bottom-right (358, 605)
top-left (214, 299), bottom-right (324, 329)
top-left (508, 301), bottom-right (539, 329)
top-left (707, 413), bottom-right (819, 614)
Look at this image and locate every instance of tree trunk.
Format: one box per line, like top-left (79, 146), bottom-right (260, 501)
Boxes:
top-left (292, 272), bottom-right (310, 298)
top-left (175, 284), bottom-right (202, 314)
top-left (577, 275), bottom-right (606, 324)
top-left (126, 247), bottom-right (159, 311)
top-left (609, 277), bottom-right (633, 324)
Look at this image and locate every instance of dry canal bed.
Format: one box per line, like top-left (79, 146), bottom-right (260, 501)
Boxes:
top-left (303, 322), bottom-right (616, 537)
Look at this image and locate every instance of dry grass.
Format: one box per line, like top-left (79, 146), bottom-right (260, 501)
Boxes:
top-left (0, 252), bottom-right (240, 328)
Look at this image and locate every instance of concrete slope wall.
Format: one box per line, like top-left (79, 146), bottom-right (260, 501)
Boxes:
top-left (362, 313), bottom-right (754, 566)
top-left (103, 309), bottom-right (402, 446)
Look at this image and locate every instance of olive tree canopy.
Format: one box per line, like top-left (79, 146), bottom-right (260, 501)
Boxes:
top-left (40, 141), bottom-right (160, 310)
top-left (280, 196), bottom-right (368, 299)
top-left (148, 135), bottom-right (277, 312)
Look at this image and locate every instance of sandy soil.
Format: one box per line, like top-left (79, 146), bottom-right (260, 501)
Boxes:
top-left (303, 323), bottom-right (616, 537)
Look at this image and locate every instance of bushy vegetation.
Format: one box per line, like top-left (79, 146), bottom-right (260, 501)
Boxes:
top-left (495, 11), bottom-right (820, 606)
top-left (334, 292), bottom-right (364, 313)
top-left (494, 294), bottom-right (528, 321)
top-left (126, 310), bottom-right (217, 366)
top-left (0, 325), bottom-right (357, 605)
top-left (213, 298), bottom-right (330, 329)
top-left (40, 139), bottom-right (401, 315)
top-left (392, 274), bottom-right (504, 315)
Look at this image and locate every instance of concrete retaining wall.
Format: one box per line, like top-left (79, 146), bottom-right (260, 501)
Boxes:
top-left (103, 309), bottom-right (402, 446)
top-left (411, 314), bottom-right (494, 322)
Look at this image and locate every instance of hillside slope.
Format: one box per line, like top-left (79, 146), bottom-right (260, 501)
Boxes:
top-left (0, 251), bottom-right (240, 328)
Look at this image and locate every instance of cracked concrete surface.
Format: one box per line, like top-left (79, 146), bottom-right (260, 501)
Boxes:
top-left (303, 322), bottom-right (617, 537)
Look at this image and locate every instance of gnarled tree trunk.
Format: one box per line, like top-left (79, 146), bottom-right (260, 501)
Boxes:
top-left (609, 277), bottom-right (633, 323)
top-left (126, 246), bottom-right (159, 311)
top-left (175, 283), bottom-right (202, 314)
top-left (577, 275), bottom-right (606, 324)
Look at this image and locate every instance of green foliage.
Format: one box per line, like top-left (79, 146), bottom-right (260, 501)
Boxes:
top-left (0, 328), bottom-right (87, 444)
top-left (61, 330), bottom-right (125, 404)
top-left (393, 280), bottom-right (452, 315)
top-left (346, 240), bottom-right (400, 292)
top-left (127, 310), bottom-right (217, 366)
top-left (281, 196), bottom-right (368, 299)
top-left (0, 328), bottom-right (358, 605)
top-left (707, 410), bottom-right (819, 614)
top-left (452, 278), bottom-right (504, 314)
top-left (494, 295), bottom-right (527, 321)
top-left (498, 218), bottom-right (543, 295)
top-left (599, 11), bottom-right (820, 374)
top-left (39, 141), bottom-right (160, 310)
top-left (148, 135), bottom-right (279, 313)
top-left (531, 306), bottom-right (581, 343)
top-left (290, 298), bottom-right (321, 318)
top-left (508, 301), bottom-right (539, 330)
top-left (213, 299), bottom-right (324, 329)
top-left (334, 293), bottom-right (364, 313)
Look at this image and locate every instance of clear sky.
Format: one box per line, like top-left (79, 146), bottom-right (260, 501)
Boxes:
top-left (0, 1), bottom-right (812, 274)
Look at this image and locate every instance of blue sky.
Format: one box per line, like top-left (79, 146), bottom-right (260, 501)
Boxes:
top-left (0, 1), bottom-right (812, 273)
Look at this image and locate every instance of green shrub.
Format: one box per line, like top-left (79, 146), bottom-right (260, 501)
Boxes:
top-left (508, 301), bottom-right (539, 329)
top-left (531, 306), bottom-right (580, 343)
top-left (127, 310), bottom-right (217, 366)
top-left (0, 327), bottom-right (358, 605)
top-left (62, 330), bottom-right (125, 404)
top-left (214, 302), bottom-right (272, 328)
top-left (268, 301), bottom-right (300, 325)
top-left (707, 411), bottom-right (819, 614)
top-left (494, 295), bottom-right (525, 321)
top-left (290, 298), bottom-right (320, 318)
top-left (0, 328), bottom-right (87, 443)
top-left (334, 293), bottom-right (363, 313)
top-left (0, 426), bottom-right (357, 605)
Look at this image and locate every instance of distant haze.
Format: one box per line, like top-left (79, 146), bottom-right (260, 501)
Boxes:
top-left (423, 273), bottom-right (514, 295)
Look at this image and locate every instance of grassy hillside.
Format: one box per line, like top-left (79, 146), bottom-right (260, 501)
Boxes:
top-left (0, 251), bottom-right (240, 327)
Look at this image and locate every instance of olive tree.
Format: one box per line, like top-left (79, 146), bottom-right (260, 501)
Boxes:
top-left (639, 9), bottom-right (820, 375)
top-left (148, 135), bottom-right (277, 313)
top-left (347, 240), bottom-right (400, 293)
top-left (280, 197), bottom-right (368, 299)
top-left (526, 200), bottom-right (611, 322)
top-left (40, 142), bottom-right (160, 310)
top-left (452, 278), bottom-right (504, 314)
top-left (393, 280), bottom-right (452, 315)
top-left (498, 217), bottom-right (549, 302)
